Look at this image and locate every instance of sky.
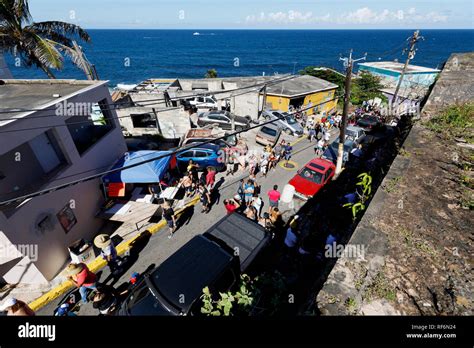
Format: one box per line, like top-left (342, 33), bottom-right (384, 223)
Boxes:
top-left (30, 0), bottom-right (474, 29)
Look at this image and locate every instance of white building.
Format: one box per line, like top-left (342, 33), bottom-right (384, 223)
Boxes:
top-left (0, 79), bottom-right (127, 284)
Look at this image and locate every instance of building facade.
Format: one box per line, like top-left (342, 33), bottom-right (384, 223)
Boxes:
top-left (358, 61), bottom-right (440, 89)
top-left (0, 79), bottom-right (127, 284)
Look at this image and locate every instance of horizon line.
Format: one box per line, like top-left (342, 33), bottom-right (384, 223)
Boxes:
top-left (82, 27), bottom-right (474, 31)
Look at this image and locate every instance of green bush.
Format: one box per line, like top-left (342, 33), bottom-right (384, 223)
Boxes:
top-left (426, 103), bottom-right (474, 143)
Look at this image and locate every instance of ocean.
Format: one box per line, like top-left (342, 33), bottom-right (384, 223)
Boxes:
top-left (4, 29), bottom-right (474, 87)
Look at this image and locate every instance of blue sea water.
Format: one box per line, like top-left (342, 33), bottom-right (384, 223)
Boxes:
top-left (5, 29), bottom-right (474, 87)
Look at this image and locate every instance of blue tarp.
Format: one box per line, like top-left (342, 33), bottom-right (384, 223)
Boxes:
top-left (102, 151), bottom-right (172, 184)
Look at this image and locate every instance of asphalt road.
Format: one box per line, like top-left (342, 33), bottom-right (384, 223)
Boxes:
top-left (38, 127), bottom-right (340, 316)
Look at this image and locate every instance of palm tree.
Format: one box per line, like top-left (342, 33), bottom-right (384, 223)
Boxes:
top-left (0, 0), bottom-right (91, 78)
top-left (205, 68), bottom-right (218, 79)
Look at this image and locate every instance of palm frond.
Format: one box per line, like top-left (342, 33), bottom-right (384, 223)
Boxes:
top-left (29, 33), bottom-right (63, 69)
top-left (30, 21), bottom-right (91, 43)
top-left (53, 40), bottom-right (91, 75)
top-left (0, 0), bottom-right (31, 24)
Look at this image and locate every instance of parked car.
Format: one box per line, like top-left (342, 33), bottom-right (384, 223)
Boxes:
top-left (322, 139), bottom-right (357, 165)
top-left (288, 158), bottom-right (336, 200)
top-left (187, 95), bottom-right (218, 109)
top-left (255, 124), bottom-right (281, 146)
top-left (182, 129), bottom-right (238, 147)
top-left (345, 125), bottom-right (366, 144)
top-left (197, 111), bottom-right (251, 131)
top-left (356, 114), bottom-right (383, 132)
top-left (261, 109), bottom-right (304, 136)
top-left (118, 213), bottom-right (270, 316)
top-left (176, 143), bottom-right (225, 171)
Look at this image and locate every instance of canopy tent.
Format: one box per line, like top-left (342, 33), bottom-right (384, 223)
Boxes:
top-left (102, 151), bottom-right (173, 184)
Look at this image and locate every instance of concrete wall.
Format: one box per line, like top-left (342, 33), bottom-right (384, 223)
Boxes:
top-left (422, 52), bottom-right (474, 118)
top-left (0, 83), bottom-right (127, 283)
top-left (117, 106), bottom-right (191, 139)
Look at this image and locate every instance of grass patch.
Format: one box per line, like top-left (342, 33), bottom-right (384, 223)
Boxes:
top-left (399, 228), bottom-right (437, 256)
top-left (425, 103), bottom-right (474, 143)
top-left (365, 270), bottom-right (397, 302)
top-left (383, 176), bottom-right (402, 193)
top-left (345, 297), bottom-right (358, 313)
top-left (460, 189), bottom-right (474, 210)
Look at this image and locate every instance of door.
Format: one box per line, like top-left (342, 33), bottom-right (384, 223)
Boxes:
top-left (177, 151), bottom-right (195, 168)
top-left (29, 132), bottom-right (62, 173)
top-left (193, 150), bottom-right (210, 167)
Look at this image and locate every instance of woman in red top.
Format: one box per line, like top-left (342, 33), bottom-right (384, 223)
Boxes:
top-left (66, 263), bottom-right (98, 303)
top-left (205, 166), bottom-right (217, 190)
top-left (223, 199), bottom-right (240, 214)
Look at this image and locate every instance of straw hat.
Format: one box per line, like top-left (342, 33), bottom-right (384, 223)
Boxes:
top-left (65, 263), bottom-right (85, 276)
top-left (0, 298), bottom-right (17, 311)
top-left (94, 234), bottom-right (111, 248)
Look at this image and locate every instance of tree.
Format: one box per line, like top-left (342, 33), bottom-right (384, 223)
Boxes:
top-left (351, 71), bottom-right (387, 105)
top-left (300, 66), bottom-right (387, 107)
top-left (205, 68), bottom-right (218, 78)
top-left (0, 0), bottom-right (91, 78)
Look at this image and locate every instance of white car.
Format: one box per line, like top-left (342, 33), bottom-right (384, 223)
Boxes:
top-left (188, 96), bottom-right (218, 109)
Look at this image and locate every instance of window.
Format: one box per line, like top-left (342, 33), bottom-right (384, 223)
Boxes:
top-left (325, 168), bottom-right (334, 182)
top-left (66, 99), bottom-right (115, 155)
top-left (131, 113), bottom-right (156, 128)
top-left (194, 151), bottom-right (208, 158)
top-left (179, 151), bottom-right (194, 158)
top-left (0, 130), bottom-right (68, 216)
top-left (299, 167), bottom-right (323, 184)
top-left (261, 126), bottom-right (277, 137)
top-left (216, 116), bottom-right (229, 122)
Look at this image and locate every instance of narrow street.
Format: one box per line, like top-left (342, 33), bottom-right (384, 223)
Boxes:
top-left (37, 129), bottom-right (340, 315)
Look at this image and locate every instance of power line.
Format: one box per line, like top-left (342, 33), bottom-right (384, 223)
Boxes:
top-left (0, 74), bottom-right (297, 116)
top-left (0, 75), bottom-right (300, 134)
top-left (0, 95), bottom-right (341, 206)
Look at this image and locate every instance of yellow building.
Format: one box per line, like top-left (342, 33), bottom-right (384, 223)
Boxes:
top-left (264, 74), bottom-right (338, 116)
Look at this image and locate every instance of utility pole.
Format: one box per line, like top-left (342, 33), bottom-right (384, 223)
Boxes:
top-left (231, 96), bottom-right (235, 131)
top-left (335, 50), bottom-right (366, 176)
top-left (391, 30), bottom-right (422, 113)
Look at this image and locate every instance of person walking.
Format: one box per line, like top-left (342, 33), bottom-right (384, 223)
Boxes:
top-left (283, 142), bottom-right (293, 167)
top-left (205, 166), bottom-right (217, 191)
top-left (252, 195), bottom-right (263, 218)
top-left (94, 234), bottom-right (121, 275)
top-left (267, 185), bottom-right (281, 211)
top-left (315, 138), bottom-right (325, 156)
top-left (260, 155), bottom-right (269, 178)
top-left (0, 298), bottom-right (35, 316)
top-left (237, 179), bottom-right (245, 202)
top-left (65, 263), bottom-right (98, 304)
top-left (243, 179), bottom-right (255, 207)
top-left (198, 184), bottom-right (212, 213)
top-left (226, 152), bottom-right (235, 176)
top-left (223, 199), bottom-right (240, 215)
top-left (162, 202), bottom-right (177, 238)
top-left (179, 172), bottom-right (195, 197)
